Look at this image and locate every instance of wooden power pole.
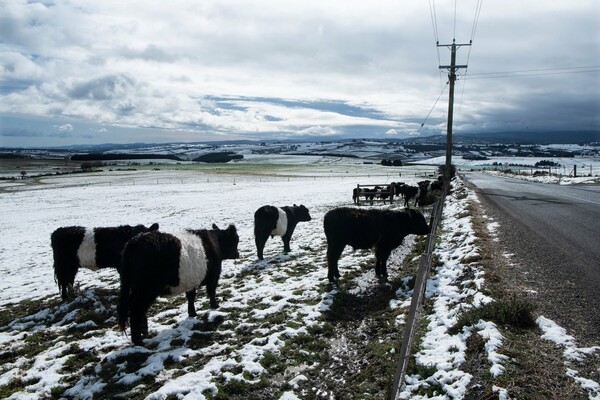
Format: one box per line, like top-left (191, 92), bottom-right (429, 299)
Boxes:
top-left (438, 39), bottom-right (470, 185)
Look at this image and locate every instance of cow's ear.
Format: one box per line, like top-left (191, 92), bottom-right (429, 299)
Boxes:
top-left (293, 204), bottom-right (297, 207)
top-left (212, 223), bottom-right (220, 230)
top-left (150, 223), bottom-right (159, 231)
top-left (227, 224), bottom-right (236, 232)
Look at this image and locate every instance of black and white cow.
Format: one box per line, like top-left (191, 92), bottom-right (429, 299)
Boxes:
top-left (402, 185), bottom-right (421, 208)
top-left (323, 207), bottom-right (430, 282)
top-left (118, 224), bottom-right (239, 346)
top-left (254, 204), bottom-right (312, 260)
top-left (51, 223), bottom-right (159, 300)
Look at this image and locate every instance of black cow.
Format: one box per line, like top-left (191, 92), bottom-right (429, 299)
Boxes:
top-left (51, 223), bottom-right (159, 300)
top-left (391, 182), bottom-right (405, 198)
top-left (352, 188), bottom-right (366, 204)
top-left (402, 185), bottom-right (421, 208)
top-left (353, 187), bottom-right (379, 205)
top-left (118, 224), bottom-right (239, 346)
top-left (323, 208), bottom-right (430, 282)
top-left (254, 204), bottom-right (312, 260)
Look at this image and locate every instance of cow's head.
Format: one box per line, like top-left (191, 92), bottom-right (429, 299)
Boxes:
top-left (407, 209), bottom-right (430, 235)
top-left (132, 223), bottom-right (159, 235)
top-left (212, 224), bottom-right (240, 259)
top-left (293, 204), bottom-right (312, 222)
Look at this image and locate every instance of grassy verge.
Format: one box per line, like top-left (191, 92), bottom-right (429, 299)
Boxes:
top-left (457, 199), bottom-right (585, 399)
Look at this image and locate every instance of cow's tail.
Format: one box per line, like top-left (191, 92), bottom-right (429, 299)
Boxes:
top-left (118, 243), bottom-right (133, 331)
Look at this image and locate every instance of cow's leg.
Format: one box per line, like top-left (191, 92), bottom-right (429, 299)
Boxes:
top-left (57, 260), bottom-right (79, 300)
top-left (130, 290), bottom-right (156, 346)
top-left (255, 230), bottom-right (269, 260)
top-left (374, 246), bottom-right (392, 279)
top-left (204, 262), bottom-right (222, 309)
top-left (326, 242), bottom-right (345, 282)
top-left (186, 289), bottom-right (197, 317)
top-left (282, 237), bottom-right (291, 253)
top-left (129, 291), bottom-right (145, 346)
top-left (206, 282), bottom-right (219, 309)
top-left (282, 226), bottom-right (295, 253)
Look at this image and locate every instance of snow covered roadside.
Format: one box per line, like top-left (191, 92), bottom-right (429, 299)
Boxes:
top-left (397, 177), bottom-right (600, 399)
top-left (398, 178), bottom-right (504, 399)
top-left (537, 317), bottom-right (600, 400)
top-left (483, 170), bottom-right (600, 185)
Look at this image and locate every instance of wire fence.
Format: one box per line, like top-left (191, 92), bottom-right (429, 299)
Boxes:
top-left (391, 190), bottom-right (447, 399)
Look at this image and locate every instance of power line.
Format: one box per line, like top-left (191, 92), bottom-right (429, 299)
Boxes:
top-left (465, 66), bottom-right (600, 80)
top-left (417, 82), bottom-right (448, 134)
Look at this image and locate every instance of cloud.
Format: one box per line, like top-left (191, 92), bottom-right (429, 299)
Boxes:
top-left (0, 0), bottom-right (598, 146)
top-left (54, 123), bottom-right (73, 132)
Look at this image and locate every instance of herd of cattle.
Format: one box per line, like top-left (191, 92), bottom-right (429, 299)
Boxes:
top-left (353, 177), bottom-right (444, 207)
top-left (50, 178), bottom-right (442, 346)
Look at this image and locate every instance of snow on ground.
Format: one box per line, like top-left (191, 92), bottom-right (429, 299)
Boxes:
top-left (0, 160), bottom-right (422, 398)
top-left (1, 159), bottom-right (598, 399)
top-left (537, 317), bottom-right (600, 400)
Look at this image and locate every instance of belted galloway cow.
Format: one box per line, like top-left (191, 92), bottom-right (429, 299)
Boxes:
top-left (118, 224), bottom-right (239, 346)
top-left (51, 223), bottom-right (159, 300)
top-left (254, 204), bottom-right (311, 260)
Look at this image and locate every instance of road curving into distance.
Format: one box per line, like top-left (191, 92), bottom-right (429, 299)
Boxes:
top-left (462, 172), bottom-right (600, 345)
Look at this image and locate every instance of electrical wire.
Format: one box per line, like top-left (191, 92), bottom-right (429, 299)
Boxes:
top-left (417, 82), bottom-right (449, 134)
top-left (466, 66), bottom-right (600, 79)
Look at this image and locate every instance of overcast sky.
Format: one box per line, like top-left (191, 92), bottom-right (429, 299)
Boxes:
top-left (1, 0), bottom-right (598, 147)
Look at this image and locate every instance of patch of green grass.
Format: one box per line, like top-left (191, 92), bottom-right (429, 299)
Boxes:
top-left (0, 377), bottom-right (41, 398)
top-left (449, 297), bottom-right (537, 335)
top-left (306, 322), bottom-right (335, 337)
top-left (186, 332), bottom-right (215, 350)
top-left (209, 376), bottom-right (270, 400)
top-left (0, 296), bottom-right (62, 327)
top-left (61, 344), bottom-right (100, 373)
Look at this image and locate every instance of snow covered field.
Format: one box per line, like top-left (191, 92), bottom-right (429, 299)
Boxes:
top-left (0, 157), bottom-right (598, 399)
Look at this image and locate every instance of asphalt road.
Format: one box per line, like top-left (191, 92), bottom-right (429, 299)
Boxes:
top-left (462, 172), bottom-right (600, 344)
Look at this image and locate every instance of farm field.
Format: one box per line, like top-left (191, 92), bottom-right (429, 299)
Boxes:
top-left (0, 156), bottom-right (598, 399)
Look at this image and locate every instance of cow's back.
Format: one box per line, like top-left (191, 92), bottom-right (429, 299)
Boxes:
top-left (94, 226), bottom-right (132, 268)
top-left (122, 231), bottom-right (182, 292)
top-left (254, 205), bottom-right (279, 231)
top-left (51, 226), bottom-right (86, 253)
top-left (324, 208), bottom-right (385, 249)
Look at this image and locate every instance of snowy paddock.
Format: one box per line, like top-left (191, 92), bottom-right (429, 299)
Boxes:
top-left (0, 157), bottom-right (432, 399)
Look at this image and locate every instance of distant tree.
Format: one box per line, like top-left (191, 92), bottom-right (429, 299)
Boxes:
top-left (81, 162), bottom-right (93, 171)
top-left (392, 159), bottom-right (403, 166)
top-left (20, 170), bottom-right (27, 179)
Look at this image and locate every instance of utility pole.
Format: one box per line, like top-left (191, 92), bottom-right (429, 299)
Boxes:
top-left (438, 39), bottom-right (470, 186)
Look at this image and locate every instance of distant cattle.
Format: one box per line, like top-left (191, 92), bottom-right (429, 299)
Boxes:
top-left (416, 177), bottom-right (445, 206)
top-left (254, 204), bottom-right (312, 260)
top-left (51, 223), bottom-right (159, 300)
top-left (352, 187), bottom-right (378, 205)
top-left (323, 208), bottom-right (430, 282)
top-left (353, 185), bottom-right (394, 205)
top-left (391, 182), bottom-right (406, 198)
top-left (118, 224), bottom-right (239, 346)
top-left (402, 185), bottom-right (421, 208)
